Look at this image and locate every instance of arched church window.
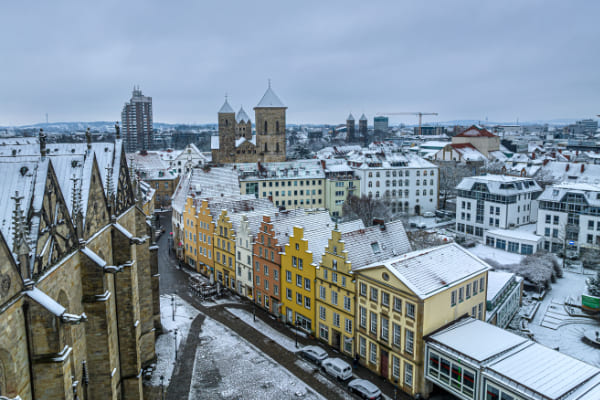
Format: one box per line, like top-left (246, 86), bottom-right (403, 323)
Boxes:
top-left (276, 121), bottom-right (279, 133)
top-left (264, 121), bottom-right (268, 134)
top-left (264, 143), bottom-right (268, 152)
top-left (276, 143), bottom-right (280, 152)
top-left (225, 119), bottom-right (228, 126)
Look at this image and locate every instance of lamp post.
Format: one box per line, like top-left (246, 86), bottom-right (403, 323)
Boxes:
top-left (160, 375), bottom-right (164, 400)
top-left (174, 328), bottom-right (178, 361)
top-left (171, 295), bottom-right (175, 321)
top-left (295, 319), bottom-right (300, 348)
top-left (253, 296), bottom-right (256, 322)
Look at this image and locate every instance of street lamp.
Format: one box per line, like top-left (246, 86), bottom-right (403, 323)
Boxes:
top-left (253, 296), bottom-right (256, 322)
top-left (174, 328), bottom-right (178, 361)
top-left (160, 375), bottom-right (165, 400)
top-left (171, 295), bottom-right (175, 321)
top-left (295, 319), bottom-right (300, 348)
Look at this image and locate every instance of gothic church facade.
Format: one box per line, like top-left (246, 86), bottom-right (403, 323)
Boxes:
top-left (0, 129), bottom-right (160, 400)
top-left (211, 84), bottom-right (287, 164)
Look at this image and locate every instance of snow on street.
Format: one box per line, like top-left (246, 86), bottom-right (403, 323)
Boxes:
top-left (226, 307), bottom-right (301, 352)
top-left (189, 317), bottom-right (331, 400)
top-left (150, 294), bottom-right (200, 386)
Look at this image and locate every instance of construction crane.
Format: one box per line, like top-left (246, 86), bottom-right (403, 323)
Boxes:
top-left (376, 112), bottom-right (438, 136)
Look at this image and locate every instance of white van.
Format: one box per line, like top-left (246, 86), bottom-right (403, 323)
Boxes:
top-left (321, 358), bottom-right (352, 381)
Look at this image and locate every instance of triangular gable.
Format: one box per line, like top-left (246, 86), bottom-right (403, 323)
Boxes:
top-left (0, 230), bottom-right (24, 306)
top-left (115, 148), bottom-right (135, 215)
top-left (32, 161), bottom-right (77, 279)
top-left (83, 156), bottom-right (110, 239)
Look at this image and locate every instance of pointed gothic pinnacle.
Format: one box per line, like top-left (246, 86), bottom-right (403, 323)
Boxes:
top-left (115, 121), bottom-right (120, 139)
top-left (86, 127), bottom-right (92, 150)
top-left (39, 128), bottom-right (47, 158)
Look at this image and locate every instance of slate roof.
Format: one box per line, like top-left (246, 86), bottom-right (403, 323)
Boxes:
top-left (359, 114), bottom-right (367, 121)
top-left (356, 243), bottom-right (490, 299)
top-left (347, 113), bottom-right (355, 121)
top-left (343, 220), bottom-right (411, 269)
top-left (456, 174), bottom-right (542, 195)
top-left (236, 107), bottom-right (251, 123)
top-left (256, 86), bottom-right (286, 108)
top-left (218, 99), bottom-right (235, 113)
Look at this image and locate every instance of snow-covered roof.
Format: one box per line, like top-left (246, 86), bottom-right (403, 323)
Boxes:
top-left (211, 136), bottom-right (219, 150)
top-left (486, 270), bottom-right (516, 303)
top-left (356, 243), bottom-right (490, 299)
top-left (428, 318), bottom-right (527, 363)
top-left (235, 159), bottom-right (325, 180)
top-left (450, 143), bottom-right (487, 161)
top-left (456, 174), bottom-right (541, 195)
top-left (255, 86), bottom-right (286, 108)
top-left (218, 99), bottom-right (235, 113)
top-left (537, 182), bottom-right (600, 206)
top-left (344, 220), bottom-right (411, 269)
top-left (536, 161), bottom-right (600, 185)
top-left (171, 167), bottom-right (241, 213)
top-left (485, 224), bottom-right (542, 243)
top-left (487, 342), bottom-right (600, 400)
top-left (236, 107), bottom-right (251, 123)
top-left (454, 125), bottom-right (497, 138)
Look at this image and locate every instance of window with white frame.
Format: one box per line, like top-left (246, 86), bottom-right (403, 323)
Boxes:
top-left (331, 291), bottom-right (338, 305)
top-left (296, 293), bottom-right (302, 305)
top-left (286, 270), bottom-right (291, 282)
top-left (359, 336), bottom-right (366, 357)
top-left (404, 363), bottom-right (413, 386)
top-left (392, 356), bottom-right (400, 379)
top-left (319, 285), bottom-right (326, 300)
top-left (406, 302), bottom-right (415, 319)
top-left (345, 318), bottom-right (352, 334)
top-left (370, 342), bottom-right (377, 364)
top-left (296, 275), bottom-right (302, 287)
top-left (393, 323), bottom-right (401, 347)
top-left (343, 296), bottom-right (351, 311)
top-left (370, 312), bottom-right (377, 334)
top-left (381, 291), bottom-right (390, 307)
top-left (381, 316), bottom-right (389, 341)
top-left (371, 287), bottom-right (378, 302)
top-left (405, 329), bottom-right (414, 354)
top-left (359, 282), bottom-right (367, 296)
top-left (359, 306), bottom-right (367, 328)
top-left (393, 297), bottom-right (402, 313)
top-left (319, 324), bottom-right (329, 341)
top-left (319, 306), bottom-right (326, 320)
top-left (333, 312), bottom-right (340, 327)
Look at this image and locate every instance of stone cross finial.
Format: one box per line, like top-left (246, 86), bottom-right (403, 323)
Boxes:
top-left (86, 128), bottom-right (92, 150)
top-left (39, 128), bottom-right (47, 158)
top-left (115, 121), bottom-right (120, 139)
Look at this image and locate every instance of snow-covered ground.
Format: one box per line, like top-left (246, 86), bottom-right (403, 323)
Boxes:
top-left (188, 317), bottom-right (328, 400)
top-left (515, 270), bottom-right (600, 367)
top-left (149, 294), bottom-right (200, 386)
top-left (226, 307), bottom-right (300, 352)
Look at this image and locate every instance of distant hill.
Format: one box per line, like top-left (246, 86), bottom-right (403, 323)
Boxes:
top-left (0, 121), bottom-right (217, 134)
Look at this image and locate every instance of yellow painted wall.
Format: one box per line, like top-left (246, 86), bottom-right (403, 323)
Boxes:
top-left (281, 226), bottom-right (316, 332)
top-left (213, 210), bottom-right (236, 290)
top-left (315, 230), bottom-right (356, 355)
top-left (240, 177), bottom-right (325, 210)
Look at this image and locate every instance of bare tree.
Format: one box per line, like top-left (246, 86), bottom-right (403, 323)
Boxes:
top-left (436, 162), bottom-right (476, 209)
top-left (342, 194), bottom-right (391, 226)
top-left (407, 230), bottom-right (448, 250)
top-left (533, 168), bottom-right (559, 189)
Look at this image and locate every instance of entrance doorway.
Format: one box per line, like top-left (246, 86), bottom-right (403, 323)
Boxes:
top-left (332, 330), bottom-right (341, 351)
top-left (380, 349), bottom-right (389, 379)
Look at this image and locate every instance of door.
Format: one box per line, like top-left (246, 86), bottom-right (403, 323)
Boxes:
top-left (380, 349), bottom-right (389, 379)
top-left (332, 330), bottom-right (341, 351)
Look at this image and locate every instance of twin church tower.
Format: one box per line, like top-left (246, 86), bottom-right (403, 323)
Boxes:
top-left (211, 83), bottom-right (287, 164)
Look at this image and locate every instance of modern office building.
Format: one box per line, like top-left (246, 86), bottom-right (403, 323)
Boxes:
top-left (374, 116), bottom-right (389, 135)
top-left (121, 86), bottom-right (154, 152)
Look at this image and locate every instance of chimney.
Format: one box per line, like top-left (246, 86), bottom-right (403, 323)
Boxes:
top-left (581, 164), bottom-right (585, 173)
top-left (86, 127), bottom-right (92, 150)
top-left (373, 218), bottom-right (385, 230)
top-left (39, 128), bottom-right (47, 158)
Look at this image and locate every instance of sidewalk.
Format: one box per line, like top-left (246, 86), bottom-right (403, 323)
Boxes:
top-left (167, 285), bottom-right (413, 400)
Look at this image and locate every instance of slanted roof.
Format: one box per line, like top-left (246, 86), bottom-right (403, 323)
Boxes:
top-left (255, 86), bottom-right (286, 108)
top-left (359, 114), bottom-right (367, 121)
top-left (487, 342), bottom-right (600, 400)
top-left (356, 243), bottom-right (490, 299)
top-left (454, 125), bottom-right (497, 138)
top-left (347, 113), bottom-right (355, 121)
top-left (218, 99), bottom-right (235, 113)
top-left (344, 220), bottom-right (411, 269)
top-left (236, 107), bottom-right (251, 123)
top-left (428, 318), bottom-right (528, 363)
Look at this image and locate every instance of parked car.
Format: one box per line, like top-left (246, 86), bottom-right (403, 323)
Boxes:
top-left (298, 345), bottom-right (328, 365)
top-left (321, 358), bottom-right (352, 380)
top-left (347, 379), bottom-right (382, 400)
top-left (417, 222), bottom-right (427, 229)
top-left (423, 211), bottom-right (435, 218)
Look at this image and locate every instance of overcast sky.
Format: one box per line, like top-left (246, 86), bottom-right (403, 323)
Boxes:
top-left (1, 1), bottom-right (598, 126)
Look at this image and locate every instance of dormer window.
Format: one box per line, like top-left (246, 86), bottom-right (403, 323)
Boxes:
top-left (371, 242), bottom-right (380, 253)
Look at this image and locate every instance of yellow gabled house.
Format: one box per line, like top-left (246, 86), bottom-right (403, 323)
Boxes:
top-left (181, 197), bottom-right (215, 275)
top-left (315, 220), bottom-right (412, 357)
top-left (281, 225), bottom-right (329, 333)
top-left (354, 243), bottom-right (489, 399)
top-left (213, 209), bottom-right (236, 290)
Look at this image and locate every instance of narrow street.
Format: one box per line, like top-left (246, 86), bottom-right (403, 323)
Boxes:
top-left (154, 211), bottom-right (434, 400)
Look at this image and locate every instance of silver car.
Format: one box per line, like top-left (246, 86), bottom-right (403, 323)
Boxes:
top-left (347, 378), bottom-right (382, 400)
top-left (298, 345), bottom-right (328, 365)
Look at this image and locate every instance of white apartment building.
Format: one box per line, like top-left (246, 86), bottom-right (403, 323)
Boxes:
top-left (235, 215), bottom-right (256, 298)
top-left (537, 182), bottom-right (600, 254)
top-left (455, 175), bottom-right (542, 238)
top-left (347, 151), bottom-right (439, 215)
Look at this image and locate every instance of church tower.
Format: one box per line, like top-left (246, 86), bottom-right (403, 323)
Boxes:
top-left (216, 97), bottom-right (236, 163)
top-left (254, 83), bottom-right (287, 162)
top-left (236, 106), bottom-right (252, 141)
top-left (346, 113), bottom-right (356, 142)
